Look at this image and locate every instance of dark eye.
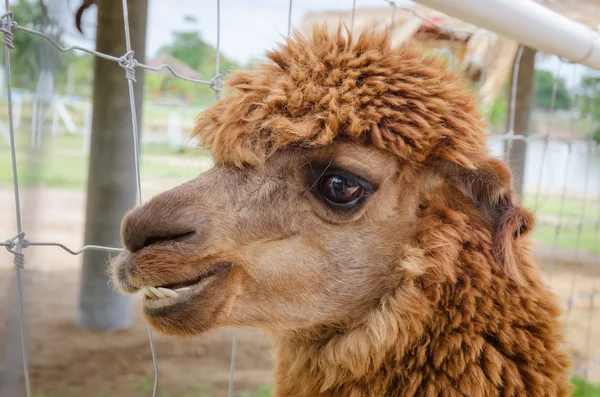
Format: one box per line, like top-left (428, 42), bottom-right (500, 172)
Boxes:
top-left (319, 173), bottom-right (364, 206)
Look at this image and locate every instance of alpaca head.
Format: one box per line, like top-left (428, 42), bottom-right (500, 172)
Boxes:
top-left (110, 26), bottom-right (532, 337)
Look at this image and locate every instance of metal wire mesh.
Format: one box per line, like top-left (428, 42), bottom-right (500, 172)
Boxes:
top-left (1, 0), bottom-right (599, 395)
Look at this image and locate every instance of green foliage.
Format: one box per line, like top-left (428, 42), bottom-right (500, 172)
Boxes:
top-left (534, 70), bottom-right (571, 110)
top-left (6, 0), bottom-right (72, 88)
top-left (158, 30), bottom-right (239, 79)
top-left (137, 376), bottom-right (153, 392)
top-left (484, 69), bottom-right (572, 130)
top-left (159, 31), bottom-right (213, 71)
top-left (4, 0), bottom-right (93, 95)
top-left (580, 75), bottom-right (600, 142)
top-left (482, 82), bottom-right (507, 129)
top-left (6, 0), bottom-right (47, 87)
top-left (593, 127), bottom-right (600, 145)
top-left (249, 385), bottom-right (272, 397)
top-left (151, 21), bottom-right (240, 104)
top-left (571, 376), bottom-right (600, 396)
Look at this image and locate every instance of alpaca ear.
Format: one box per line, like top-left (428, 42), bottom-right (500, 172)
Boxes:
top-left (436, 158), bottom-right (534, 282)
top-left (492, 205), bottom-right (534, 282)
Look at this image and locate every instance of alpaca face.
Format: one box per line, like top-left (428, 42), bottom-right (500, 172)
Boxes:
top-left (110, 142), bottom-right (422, 336)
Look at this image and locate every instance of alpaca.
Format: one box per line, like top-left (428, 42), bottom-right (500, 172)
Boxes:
top-left (110, 26), bottom-right (571, 396)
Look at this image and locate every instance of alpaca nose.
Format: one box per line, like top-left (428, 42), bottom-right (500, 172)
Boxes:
top-left (120, 199), bottom-right (206, 253)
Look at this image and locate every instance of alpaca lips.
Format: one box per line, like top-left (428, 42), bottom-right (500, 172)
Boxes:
top-left (140, 262), bottom-right (230, 304)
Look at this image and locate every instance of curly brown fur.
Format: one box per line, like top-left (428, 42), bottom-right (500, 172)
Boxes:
top-left (194, 26), bottom-right (487, 170)
top-left (110, 25), bottom-right (571, 396)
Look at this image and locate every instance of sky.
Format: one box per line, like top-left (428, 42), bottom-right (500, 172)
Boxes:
top-left (11, 0), bottom-right (589, 87)
top-left (60, 0), bottom-right (403, 65)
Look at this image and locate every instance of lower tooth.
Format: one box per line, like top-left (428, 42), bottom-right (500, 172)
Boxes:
top-left (174, 287), bottom-right (191, 292)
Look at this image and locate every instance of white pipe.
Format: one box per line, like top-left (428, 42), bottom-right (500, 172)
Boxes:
top-left (413, 0), bottom-right (600, 70)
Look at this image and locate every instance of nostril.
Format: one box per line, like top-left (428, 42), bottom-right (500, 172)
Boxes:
top-left (134, 231), bottom-right (196, 253)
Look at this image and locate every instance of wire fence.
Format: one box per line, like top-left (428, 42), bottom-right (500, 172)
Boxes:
top-left (1, 0), bottom-right (599, 396)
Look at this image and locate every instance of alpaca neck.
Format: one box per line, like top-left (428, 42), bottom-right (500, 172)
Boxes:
top-left (271, 284), bottom-right (432, 397)
top-left (271, 264), bottom-right (571, 397)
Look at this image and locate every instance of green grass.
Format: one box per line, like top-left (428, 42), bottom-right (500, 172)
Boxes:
top-left (522, 193), bottom-right (600, 254)
top-left (0, 151), bottom-right (204, 189)
top-left (532, 223), bottom-right (599, 254)
top-left (31, 376), bottom-right (270, 397)
top-left (0, 131), bottom-right (208, 189)
top-left (33, 383), bottom-right (270, 397)
top-left (0, 98), bottom-right (207, 130)
top-left (28, 377), bottom-right (600, 396)
top-left (142, 102), bottom-right (207, 122)
top-left (523, 194), bottom-right (600, 220)
top-left (571, 376), bottom-right (600, 396)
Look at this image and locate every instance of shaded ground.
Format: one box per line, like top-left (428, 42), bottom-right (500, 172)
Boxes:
top-left (0, 186), bottom-right (599, 396)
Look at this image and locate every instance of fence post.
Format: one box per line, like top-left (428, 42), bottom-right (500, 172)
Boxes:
top-left (506, 46), bottom-right (536, 201)
top-left (77, 0), bottom-right (148, 330)
top-left (83, 102), bottom-right (92, 153)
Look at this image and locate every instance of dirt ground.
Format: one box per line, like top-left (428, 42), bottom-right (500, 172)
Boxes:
top-left (0, 185), bottom-right (599, 396)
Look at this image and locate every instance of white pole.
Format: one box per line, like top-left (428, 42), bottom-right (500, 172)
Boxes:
top-left (413, 0), bottom-right (600, 70)
top-left (14, 94), bottom-right (21, 129)
top-left (167, 111), bottom-right (183, 152)
top-left (30, 100), bottom-right (37, 148)
top-left (51, 99), bottom-right (59, 136)
top-left (66, 63), bottom-right (75, 97)
top-left (36, 103), bottom-right (43, 148)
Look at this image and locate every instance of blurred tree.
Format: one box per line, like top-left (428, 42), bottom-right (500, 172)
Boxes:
top-left (580, 75), bottom-right (599, 116)
top-left (145, 73), bottom-right (164, 101)
top-left (484, 69), bottom-right (571, 133)
top-left (158, 29), bottom-right (239, 78)
top-left (5, 0), bottom-right (76, 89)
top-left (152, 24), bottom-right (238, 104)
top-left (533, 70), bottom-right (571, 110)
top-left (78, 0), bottom-right (148, 330)
top-left (481, 82), bottom-right (508, 132)
top-left (580, 75), bottom-right (600, 143)
top-left (3, 0), bottom-right (95, 96)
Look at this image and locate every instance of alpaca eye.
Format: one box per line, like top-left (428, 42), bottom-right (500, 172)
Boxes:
top-left (320, 174), bottom-right (364, 205)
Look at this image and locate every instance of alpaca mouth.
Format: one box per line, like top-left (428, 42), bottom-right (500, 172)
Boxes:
top-left (140, 262), bottom-right (232, 308)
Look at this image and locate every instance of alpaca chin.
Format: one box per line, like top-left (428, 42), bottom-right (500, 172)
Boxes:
top-left (142, 263), bottom-right (235, 337)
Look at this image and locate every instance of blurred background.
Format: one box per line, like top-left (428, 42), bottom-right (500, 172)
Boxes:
top-left (0, 0), bottom-right (599, 396)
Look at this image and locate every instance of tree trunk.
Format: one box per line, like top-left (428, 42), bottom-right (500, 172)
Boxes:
top-left (77, 0), bottom-right (148, 329)
top-left (505, 46), bottom-right (536, 202)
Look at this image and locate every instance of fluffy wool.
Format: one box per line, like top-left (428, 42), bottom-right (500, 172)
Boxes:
top-left (113, 25), bottom-right (573, 396)
top-left (194, 26), bottom-right (488, 170)
top-left (195, 26), bottom-right (570, 396)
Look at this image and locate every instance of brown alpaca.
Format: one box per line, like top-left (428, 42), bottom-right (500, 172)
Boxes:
top-left (110, 26), bottom-right (571, 396)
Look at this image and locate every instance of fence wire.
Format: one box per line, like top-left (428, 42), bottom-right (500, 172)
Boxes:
top-left (1, 0), bottom-right (600, 395)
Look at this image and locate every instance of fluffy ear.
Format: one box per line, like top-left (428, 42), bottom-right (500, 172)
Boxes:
top-left (437, 158), bottom-right (534, 282)
top-left (493, 206), bottom-right (534, 281)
